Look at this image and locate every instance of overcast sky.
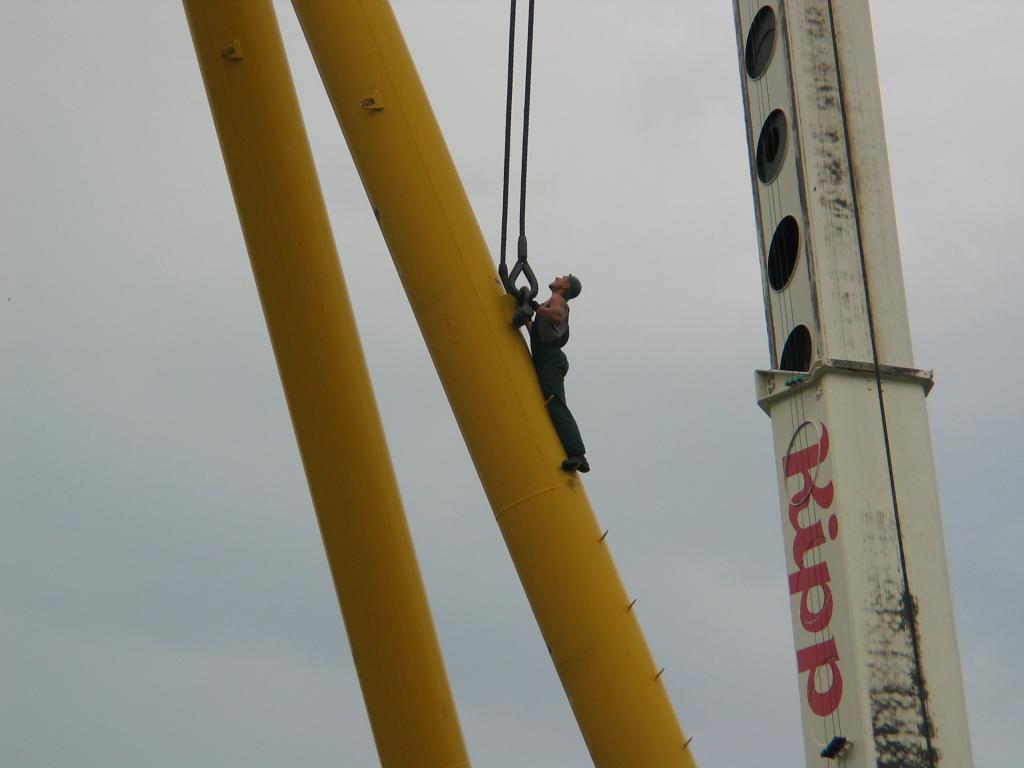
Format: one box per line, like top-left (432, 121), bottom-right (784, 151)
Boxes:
top-left (2, 2), bottom-right (1021, 766)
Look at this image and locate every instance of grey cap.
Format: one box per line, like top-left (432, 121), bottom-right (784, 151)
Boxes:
top-left (566, 274), bottom-right (582, 300)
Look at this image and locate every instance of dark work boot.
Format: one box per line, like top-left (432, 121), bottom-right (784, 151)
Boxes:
top-left (561, 455), bottom-right (590, 473)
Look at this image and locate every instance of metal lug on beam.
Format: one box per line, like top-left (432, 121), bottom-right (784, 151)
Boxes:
top-left (361, 89), bottom-right (385, 111)
top-left (221, 39), bottom-right (243, 60)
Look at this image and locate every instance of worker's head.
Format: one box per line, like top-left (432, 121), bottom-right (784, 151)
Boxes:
top-left (551, 274), bottom-right (582, 301)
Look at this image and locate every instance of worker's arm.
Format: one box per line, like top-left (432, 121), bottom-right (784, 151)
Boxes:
top-left (535, 295), bottom-right (566, 325)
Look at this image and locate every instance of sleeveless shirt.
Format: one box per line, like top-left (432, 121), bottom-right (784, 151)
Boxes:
top-left (535, 304), bottom-right (569, 346)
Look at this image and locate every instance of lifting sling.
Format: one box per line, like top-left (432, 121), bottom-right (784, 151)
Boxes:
top-left (498, 0), bottom-right (540, 327)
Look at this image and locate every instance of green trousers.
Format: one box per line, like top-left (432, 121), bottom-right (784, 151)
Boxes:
top-left (531, 341), bottom-right (586, 458)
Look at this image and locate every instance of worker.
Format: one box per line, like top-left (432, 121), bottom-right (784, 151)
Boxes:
top-left (525, 274), bottom-right (589, 473)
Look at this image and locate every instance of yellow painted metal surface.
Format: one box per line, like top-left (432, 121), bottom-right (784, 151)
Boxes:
top-left (290, 1), bottom-right (696, 764)
top-left (182, 3), bottom-right (470, 766)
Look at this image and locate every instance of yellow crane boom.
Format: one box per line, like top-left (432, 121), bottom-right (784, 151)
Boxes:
top-left (289, 1), bottom-right (695, 765)
top-left (183, 2), bottom-right (470, 765)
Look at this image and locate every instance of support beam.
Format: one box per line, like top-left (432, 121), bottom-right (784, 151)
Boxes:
top-left (182, 3), bottom-right (470, 766)
top-left (290, 2), bottom-right (695, 765)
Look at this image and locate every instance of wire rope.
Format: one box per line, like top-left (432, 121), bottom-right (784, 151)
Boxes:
top-left (498, 0), bottom-right (517, 289)
top-left (518, 0), bottom-right (536, 248)
top-left (498, 0), bottom-right (538, 324)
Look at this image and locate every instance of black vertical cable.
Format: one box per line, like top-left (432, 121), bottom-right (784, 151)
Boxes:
top-left (518, 0), bottom-right (536, 246)
top-left (498, 0), bottom-right (517, 284)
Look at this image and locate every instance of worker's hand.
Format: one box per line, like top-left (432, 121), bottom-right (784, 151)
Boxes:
top-left (512, 301), bottom-right (534, 329)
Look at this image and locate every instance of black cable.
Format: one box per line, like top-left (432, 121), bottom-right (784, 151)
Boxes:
top-left (498, 0), bottom-right (517, 284)
top-left (518, 0), bottom-right (536, 242)
top-left (498, 0), bottom-right (539, 318)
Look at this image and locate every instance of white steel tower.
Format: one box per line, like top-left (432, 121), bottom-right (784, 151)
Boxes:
top-left (733, 2), bottom-right (973, 766)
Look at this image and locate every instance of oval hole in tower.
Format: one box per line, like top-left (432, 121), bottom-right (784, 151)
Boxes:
top-left (767, 215), bottom-right (800, 290)
top-left (745, 6), bottom-right (777, 80)
top-left (756, 109), bottom-right (788, 184)
top-left (780, 325), bottom-right (813, 372)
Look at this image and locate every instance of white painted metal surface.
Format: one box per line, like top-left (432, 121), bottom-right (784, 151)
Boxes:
top-left (734, 2), bottom-right (974, 765)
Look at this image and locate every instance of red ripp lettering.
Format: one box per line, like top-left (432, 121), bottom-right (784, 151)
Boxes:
top-left (784, 425), bottom-right (834, 510)
top-left (789, 515), bottom-right (826, 570)
top-left (788, 561), bottom-right (834, 633)
top-left (796, 638), bottom-right (844, 717)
